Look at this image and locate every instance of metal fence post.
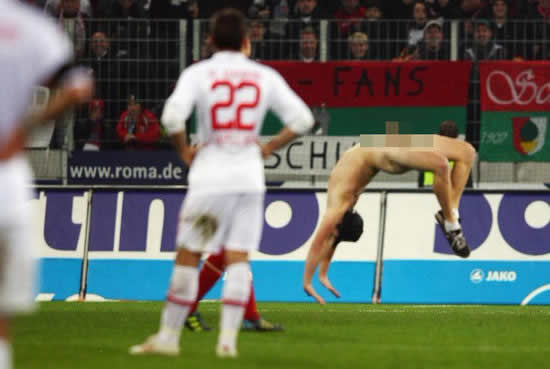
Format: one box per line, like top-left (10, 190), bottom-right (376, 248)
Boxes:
top-left (78, 189), bottom-right (94, 300)
top-left (451, 20), bottom-right (459, 61)
top-left (320, 20), bottom-right (328, 62)
top-left (179, 19), bottom-right (187, 70)
top-left (371, 190), bottom-right (387, 304)
top-left (193, 19), bottom-right (201, 63)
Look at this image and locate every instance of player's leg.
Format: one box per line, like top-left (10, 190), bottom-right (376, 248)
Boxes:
top-left (217, 250), bottom-right (251, 358)
top-left (0, 161), bottom-right (36, 369)
top-left (241, 285), bottom-right (284, 332)
top-left (186, 250), bottom-right (282, 332)
top-left (0, 318), bottom-right (10, 369)
top-left (216, 193), bottom-right (263, 358)
top-left (130, 248), bottom-right (202, 356)
top-left (130, 193), bottom-right (227, 355)
top-left (185, 252), bottom-right (226, 332)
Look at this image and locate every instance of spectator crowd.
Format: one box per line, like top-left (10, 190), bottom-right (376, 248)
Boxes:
top-left (20, 0), bottom-right (550, 150)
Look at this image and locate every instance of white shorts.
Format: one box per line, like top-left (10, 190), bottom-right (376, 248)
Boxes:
top-left (176, 192), bottom-right (264, 254)
top-left (0, 156), bottom-right (36, 315)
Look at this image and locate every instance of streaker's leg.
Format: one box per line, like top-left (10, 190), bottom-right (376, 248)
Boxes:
top-left (386, 150), bottom-right (454, 222)
top-left (434, 136), bottom-right (476, 210)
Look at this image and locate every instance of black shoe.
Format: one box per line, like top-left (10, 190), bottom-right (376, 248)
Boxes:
top-left (435, 210), bottom-right (470, 258)
top-left (241, 318), bottom-right (283, 332)
top-left (185, 312), bottom-right (211, 332)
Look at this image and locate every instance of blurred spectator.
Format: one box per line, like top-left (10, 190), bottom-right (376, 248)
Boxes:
top-left (269, 0), bottom-right (291, 38)
top-left (464, 19), bottom-right (505, 148)
top-left (44, 0), bottom-right (92, 16)
top-left (407, 1), bottom-right (429, 48)
top-left (105, 0), bottom-right (147, 58)
top-left (249, 0), bottom-right (272, 19)
top-left (332, 0), bottom-right (366, 58)
top-left (75, 99), bottom-right (104, 151)
top-left (50, 0), bottom-right (87, 58)
top-left (148, 0), bottom-right (195, 101)
top-left (482, 0), bottom-right (527, 58)
top-left (389, 0), bottom-right (415, 19)
top-left (295, 26), bottom-right (319, 61)
top-left (425, 0), bottom-right (464, 18)
top-left (250, 19), bottom-right (275, 60)
top-left (464, 19), bottom-right (506, 60)
top-left (116, 96), bottom-right (161, 150)
top-left (293, 0), bottom-right (325, 21)
top-left (415, 18), bottom-right (450, 59)
top-left (365, 0), bottom-right (383, 19)
top-left (87, 31), bottom-right (121, 122)
top-left (334, 0), bottom-right (367, 37)
top-left (347, 31), bottom-right (370, 59)
top-left (287, 0), bottom-right (324, 59)
top-left (361, 0), bottom-right (389, 59)
top-left (461, 0), bottom-right (489, 17)
top-left (527, 0), bottom-right (550, 59)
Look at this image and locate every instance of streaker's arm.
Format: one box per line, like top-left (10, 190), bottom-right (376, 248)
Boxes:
top-left (318, 240), bottom-right (341, 299)
top-left (303, 210), bottom-right (342, 304)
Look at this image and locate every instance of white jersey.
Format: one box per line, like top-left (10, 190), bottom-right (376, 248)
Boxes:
top-left (0, 0), bottom-right (73, 147)
top-left (162, 51), bottom-right (314, 194)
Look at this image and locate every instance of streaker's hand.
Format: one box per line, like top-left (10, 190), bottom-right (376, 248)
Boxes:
top-left (304, 282), bottom-right (326, 305)
top-left (319, 274), bottom-right (340, 298)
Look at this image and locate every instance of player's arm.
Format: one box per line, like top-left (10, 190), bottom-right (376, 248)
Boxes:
top-left (261, 127), bottom-right (298, 159)
top-left (263, 72), bottom-right (314, 157)
top-left (161, 68), bottom-right (198, 166)
top-left (22, 65), bottom-right (93, 134)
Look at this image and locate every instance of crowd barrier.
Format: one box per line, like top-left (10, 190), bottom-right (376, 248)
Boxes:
top-left (34, 187), bottom-right (550, 305)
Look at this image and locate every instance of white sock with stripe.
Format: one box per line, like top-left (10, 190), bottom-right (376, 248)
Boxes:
top-left (0, 339), bottom-right (12, 369)
top-left (218, 262), bottom-right (251, 351)
top-left (158, 265), bottom-right (198, 344)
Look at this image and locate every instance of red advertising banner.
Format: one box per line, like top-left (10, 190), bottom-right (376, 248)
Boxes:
top-left (480, 61), bottom-right (550, 113)
top-left (263, 61), bottom-right (472, 108)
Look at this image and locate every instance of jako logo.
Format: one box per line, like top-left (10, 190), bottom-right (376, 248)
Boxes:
top-left (470, 269), bottom-right (484, 284)
top-left (486, 271), bottom-right (517, 282)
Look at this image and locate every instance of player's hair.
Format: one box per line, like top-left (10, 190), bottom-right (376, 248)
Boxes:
top-left (438, 120), bottom-right (459, 138)
top-left (210, 8), bottom-right (248, 51)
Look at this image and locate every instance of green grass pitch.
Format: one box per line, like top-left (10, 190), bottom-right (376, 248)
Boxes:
top-left (13, 302), bottom-right (550, 369)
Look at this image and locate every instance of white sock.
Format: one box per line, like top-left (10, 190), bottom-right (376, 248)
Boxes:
top-left (453, 208), bottom-right (460, 220)
top-left (445, 219), bottom-right (461, 232)
top-left (0, 339), bottom-right (12, 369)
top-left (158, 265), bottom-right (198, 344)
top-left (218, 262), bottom-right (251, 351)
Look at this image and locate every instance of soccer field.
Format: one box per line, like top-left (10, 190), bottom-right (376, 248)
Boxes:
top-left (13, 302), bottom-right (550, 369)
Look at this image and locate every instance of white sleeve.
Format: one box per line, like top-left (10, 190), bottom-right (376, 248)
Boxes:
top-left (268, 71), bottom-right (314, 135)
top-left (161, 67), bottom-right (198, 135)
